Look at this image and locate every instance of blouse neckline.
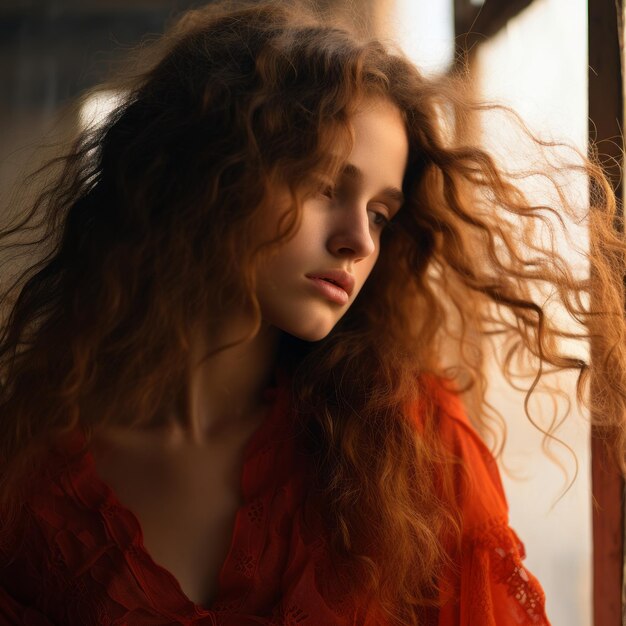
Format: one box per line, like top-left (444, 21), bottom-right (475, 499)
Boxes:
top-left (53, 378), bottom-right (289, 617)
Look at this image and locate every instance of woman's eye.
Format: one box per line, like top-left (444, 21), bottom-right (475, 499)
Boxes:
top-left (320, 185), bottom-right (334, 199)
top-left (369, 209), bottom-right (390, 229)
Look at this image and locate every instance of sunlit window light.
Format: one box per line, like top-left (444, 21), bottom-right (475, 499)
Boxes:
top-left (475, 1), bottom-right (591, 625)
top-left (383, 0), bottom-right (454, 77)
top-left (79, 89), bottom-right (125, 132)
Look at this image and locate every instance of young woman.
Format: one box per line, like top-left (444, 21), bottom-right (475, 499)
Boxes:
top-left (0, 2), bottom-right (624, 625)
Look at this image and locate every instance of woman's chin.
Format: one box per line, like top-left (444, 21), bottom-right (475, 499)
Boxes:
top-left (277, 319), bottom-right (338, 343)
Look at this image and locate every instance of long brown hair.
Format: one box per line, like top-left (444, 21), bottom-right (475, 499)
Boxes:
top-left (1, 2), bottom-right (624, 624)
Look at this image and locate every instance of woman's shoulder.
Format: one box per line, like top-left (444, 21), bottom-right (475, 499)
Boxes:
top-left (412, 376), bottom-right (551, 625)
top-left (0, 428), bottom-right (153, 624)
top-left (411, 375), bottom-right (508, 528)
top-left (1, 428), bottom-right (114, 569)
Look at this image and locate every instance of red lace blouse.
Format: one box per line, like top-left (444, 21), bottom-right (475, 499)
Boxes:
top-left (0, 380), bottom-right (551, 625)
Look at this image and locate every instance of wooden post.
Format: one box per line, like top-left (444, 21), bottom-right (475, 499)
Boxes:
top-left (453, 0), bottom-right (534, 67)
top-left (588, 1), bottom-right (625, 625)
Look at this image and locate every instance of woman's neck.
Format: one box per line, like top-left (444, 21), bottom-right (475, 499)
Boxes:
top-left (169, 316), bottom-right (281, 445)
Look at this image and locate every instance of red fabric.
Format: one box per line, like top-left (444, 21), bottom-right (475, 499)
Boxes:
top-left (0, 380), bottom-right (551, 625)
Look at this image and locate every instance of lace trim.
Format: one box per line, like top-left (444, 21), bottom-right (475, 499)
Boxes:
top-left (470, 520), bottom-right (548, 625)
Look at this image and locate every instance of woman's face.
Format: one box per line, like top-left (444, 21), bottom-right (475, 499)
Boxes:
top-left (256, 98), bottom-right (409, 341)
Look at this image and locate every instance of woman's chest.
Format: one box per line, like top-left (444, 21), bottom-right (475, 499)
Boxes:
top-left (90, 430), bottom-right (252, 607)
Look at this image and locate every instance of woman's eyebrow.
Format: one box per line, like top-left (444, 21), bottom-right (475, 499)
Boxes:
top-left (342, 163), bottom-right (405, 205)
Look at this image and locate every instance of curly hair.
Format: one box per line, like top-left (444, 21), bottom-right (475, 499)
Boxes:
top-left (1, 1), bottom-right (624, 624)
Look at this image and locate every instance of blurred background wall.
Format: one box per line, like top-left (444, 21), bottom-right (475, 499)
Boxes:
top-left (0, 1), bottom-right (614, 624)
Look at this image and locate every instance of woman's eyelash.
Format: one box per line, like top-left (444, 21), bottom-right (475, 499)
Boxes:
top-left (320, 188), bottom-right (392, 228)
top-left (371, 210), bottom-right (390, 228)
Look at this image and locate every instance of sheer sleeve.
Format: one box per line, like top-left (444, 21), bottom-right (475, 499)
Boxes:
top-left (421, 381), bottom-right (551, 626)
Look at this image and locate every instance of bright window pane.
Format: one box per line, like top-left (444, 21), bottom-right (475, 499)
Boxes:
top-left (476, 2), bottom-right (591, 625)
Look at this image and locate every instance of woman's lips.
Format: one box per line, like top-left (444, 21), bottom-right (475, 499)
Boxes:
top-left (305, 270), bottom-right (355, 296)
top-left (306, 276), bottom-right (350, 305)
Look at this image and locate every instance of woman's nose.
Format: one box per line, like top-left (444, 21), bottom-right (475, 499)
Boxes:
top-left (326, 205), bottom-right (376, 261)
